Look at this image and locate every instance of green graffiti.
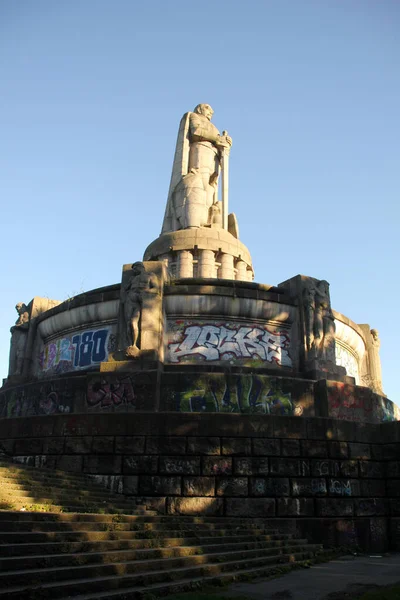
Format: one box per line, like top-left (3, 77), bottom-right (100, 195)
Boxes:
top-left (171, 374), bottom-right (293, 415)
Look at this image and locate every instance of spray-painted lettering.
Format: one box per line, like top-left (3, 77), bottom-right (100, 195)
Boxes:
top-left (168, 323), bottom-right (291, 366)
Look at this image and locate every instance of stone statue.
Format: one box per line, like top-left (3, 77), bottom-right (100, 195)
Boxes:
top-left (122, 262), bottom-right (159, 357)
top-left (302, 279), bottom-right (335, 362)
top-left (303, 283), bottom-right (316, 352)
top-left (9, 302), bottom-right (30, 376)
top-left (161, 104), bottom-right (232, 233)
top-left (368, 328), bottom-right (384, 395)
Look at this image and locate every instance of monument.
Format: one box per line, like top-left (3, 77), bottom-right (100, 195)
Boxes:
top-left (1, 105), bottom-right (399, 552)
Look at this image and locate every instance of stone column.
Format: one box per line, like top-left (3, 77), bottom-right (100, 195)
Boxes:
top-left (246, 268), bottom-right (253, 282)
top-left (198, 250), bottom-right (215, 278)
top-left (235, 259), bottom-right (247, 281)
top-left (219, 253), bottom-right (234, 280)
top-left (177, 250), bottom-right (193, 278)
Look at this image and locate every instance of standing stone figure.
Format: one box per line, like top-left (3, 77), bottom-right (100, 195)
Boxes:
top-left (368, 328), bottom-right (384, 395)
top-left (303, 283), bottom-right (316, 352)
top-left (313, 280), bottom-right (336, 362)
top-left (122, 262), bottom-right (159, 357)
top-left (302, 279), bottom-right (336, 362)
top-left (161, 104), bottom-right (232, 233)
top-left (9, 302), bottom-right (30, 376)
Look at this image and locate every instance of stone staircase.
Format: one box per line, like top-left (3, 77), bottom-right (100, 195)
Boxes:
top-left (0, 460), bottom-right (325, 599)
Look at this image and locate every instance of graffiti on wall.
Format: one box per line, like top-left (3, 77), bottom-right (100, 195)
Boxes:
top-left (39, 326), bottom-right (116, 375)
top-left (0, 381), bottom-right (78, 419)
top-left (335, 343), bottom-right (360, 383)
top-left (328, 382), bottom-right (399, 423)
top-left (86, 373), bottom-right (156, 412)
top-left (164, 373), bottom-right (303, 415)
top-left (167, 320), bottom-right (292, 367)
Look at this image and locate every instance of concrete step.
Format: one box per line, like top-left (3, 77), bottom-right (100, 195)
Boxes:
top-left (0, 550), bottom-right (317, 598)
top-left (0, 534), bottom-right (305, 558)
top-left (0, 482), bottom-right (137, 501)
top-left (0, 511), bottom-right (283, 526)
top-left (0, 546), bottom-right (320, 588)
top-left (71, 558), bottom-right (317, 600)
top-left (0, 528), bottom-right (295, 544)
top-left (0, 540), bottom-right (320, 572)
top-left (0, 519), bottom-right (291, 533)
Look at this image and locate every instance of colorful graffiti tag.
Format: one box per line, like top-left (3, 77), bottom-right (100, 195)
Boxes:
top-left (328, 382), bottom-right (399, 423)
top-left (87, 376), bottom-right (135, 409)
top-left (39, 327), bottom-right (116, 375)
top-left (164, 374), bottom-right (301, 415)
top-left (167, 320), bottom-right (292, 367)
top-left (0, 381), bottom-right (78, 419)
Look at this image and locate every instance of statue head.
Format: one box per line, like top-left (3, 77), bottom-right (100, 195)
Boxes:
top-left (15, 302), bottom-right (27, 315)
top-left (194, 103), bottom-right (214, 121)
top-left (131, 261), bottom-right (145, 276)
top-left (371, 328), bottom-right (379, 341)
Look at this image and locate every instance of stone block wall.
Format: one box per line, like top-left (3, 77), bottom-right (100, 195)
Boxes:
top-left (1, 412), bottom-right (399, 552)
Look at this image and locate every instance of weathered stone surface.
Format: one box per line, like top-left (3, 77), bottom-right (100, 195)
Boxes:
top-left (92, 436), bottom-right (114, 454)
top-left (56, 455), bottom-right (83, 472)
top-left (168, 497), bottom-right (223, 515)
top-left (371, 444), bottom-right (384, 460)
top-left (354, 498), bottom-right (387, 516)
top-left (64, 437), bottom-right (92, 454)
top-left (14, 438), bottom-right (43, 455)
top-left (122, 475), bottom-right (139, 494)
top-left (187, 437), bottom-right (220, 455)
top-left (250, 477), bottom-right (290, 497)
top-left (383, 443), bottom-right (400, 460)
top-left (277, 498), bottom-right (314, 516)
top-left (42, 438), bottom-right (64, 454)
top-left (361, 479), bottom-right (386, 497)
top-left (226, 498), bottom-right (275, 517)
top-left (202, 456), bottom-right (232, 475)
top-left (140, 476), bottom-right (181, 495)
top-left (216, 477), bottom-right (248, 497)
top-left (234, 457), bottom-right (269, 476)
top-left (386, 461), bottom-right (400, 478)
top-left (123, 455), bottom-right (158, 474)
top-left (221, 437), bottom-right (251, 456)
top-left (316, 498), bottom-right (354, 517)
top-left (83, 455), bottom-right (122, 474)
top-left (328, 441), bottom-right (348, 459)
top-left (291, 478), bottom-right (327, 497)
top-left (359, 461), bottom-right (384, 478)
top-left (252, 438), bottom-right (280, 456)
top-left (281, 439), bottom-right (300, 456)
top-left (348, 443), bottom-right (371, 460)
top-left (146, 436), bottom-right (186, 455)
top-left (183, 477), bottom-right (215, 497)
top-left (387, 480), bottom-right (400, 497)
top-left (115, 436), bottom-right (145, 454)
top-left (159, 456), bottom-right (200, 475)
top-left (301, 440), bottom-right (328, 458)
top-left (270, 458), bottom-right (307, 477)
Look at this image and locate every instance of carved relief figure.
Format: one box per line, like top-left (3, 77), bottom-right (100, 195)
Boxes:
top-left (162, 104), bottom-right (232, 233)
top-left (303, 280), bottom-right (335, 362)
top-left (303, 284), bottom-right (316, 352)
top-left (368, 328), bottom-right (384, 395)
top-left (122, 262), bottom-right (159, 357)
top-left (9, 302), bottom-right (30, 376)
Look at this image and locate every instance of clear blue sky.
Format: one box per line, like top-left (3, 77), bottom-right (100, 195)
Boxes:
top-left (1, 1), bottom-right (399, 403)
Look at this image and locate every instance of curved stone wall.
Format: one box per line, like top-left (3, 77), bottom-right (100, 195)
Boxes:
top-left (1, 411), bottom-right (399, 553)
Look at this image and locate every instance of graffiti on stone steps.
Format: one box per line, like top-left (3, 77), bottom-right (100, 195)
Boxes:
top-left (39, 326), bottom-right (117, 375)
top-left (166, 320), bottom-right (292, 367)
top-left (163, 373), bottom-right (304, 415)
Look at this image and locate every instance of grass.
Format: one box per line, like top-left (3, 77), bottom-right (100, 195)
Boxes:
top-left (359, 584), bottom-right (400, 599)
